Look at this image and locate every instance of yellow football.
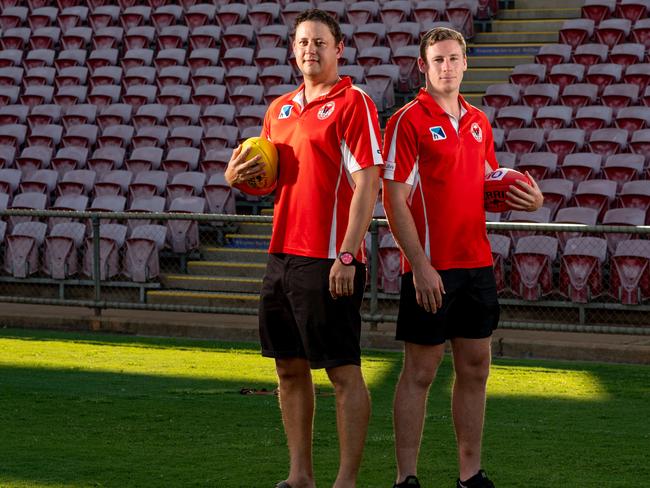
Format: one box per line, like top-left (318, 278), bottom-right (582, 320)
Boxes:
top-left (234, 137), bottom-right (278, 196)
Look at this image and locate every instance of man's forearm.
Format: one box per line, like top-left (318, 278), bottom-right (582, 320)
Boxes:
top-left (385, 195), bottom-right (430, 270)
top-left (339, 169), bottom-right (380, 254)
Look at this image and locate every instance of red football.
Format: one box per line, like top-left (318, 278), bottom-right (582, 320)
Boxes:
top-left (484, 168), bottom-right (532, 213)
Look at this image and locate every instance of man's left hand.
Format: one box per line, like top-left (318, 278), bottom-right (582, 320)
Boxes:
top-left (329, 259), bottom-right (356, 299)
top-left (506, 171), bottom-right (544, 212)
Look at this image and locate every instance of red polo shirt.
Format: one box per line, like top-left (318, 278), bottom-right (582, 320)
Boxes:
top-left (382, 88), bottom-right (498, 272)
top-left (261, 77), bottom-right (383, 260)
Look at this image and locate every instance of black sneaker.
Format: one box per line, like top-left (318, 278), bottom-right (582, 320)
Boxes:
top-left (394, 475), bottom-right (421, 488)
top-left (456, 470), bottom-right (495, 488)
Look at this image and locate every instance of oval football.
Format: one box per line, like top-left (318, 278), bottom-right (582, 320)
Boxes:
top-left (234, 137), bottom-right (279, 196)
top-left (484, 168), bottom-right (531, 213)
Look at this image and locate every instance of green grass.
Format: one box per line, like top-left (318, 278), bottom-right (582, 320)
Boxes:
top-left (0, 328), bottom-right (648, 488)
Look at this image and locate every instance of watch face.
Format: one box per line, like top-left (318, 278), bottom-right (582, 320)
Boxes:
top-left (339, 252), bottom-right (354, 265)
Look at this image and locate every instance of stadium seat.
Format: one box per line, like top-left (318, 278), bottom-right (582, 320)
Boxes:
top-left (535, 44), bottom-right (572, 71)
top-left (57, 169), bottom-right (97, 196)
top-left (595, 18), bottom-right (632, 48)
top-left (610, 239), bottom-right (650, 304)
top-left (43, 222), bottom-right (86, 279)
top-left (16, 147), bottom-right (54, 175)
top-left (378, 233), bottom-right (401, 294)
top-left (559, 236), bottom-right (608, 302)
top-left (488, 233), bottom-right (511, 293)
top-left (510, 64), bottom-right (546, 88)
top-left (546, 128), bottom-right (586, 163)
top-left (126, 147), bottom-right (164, 174)
top-left (581, 0), bottom-right (616, 24)
top-left (511, 235), bottom-right (559, 300)
top-left (574, 106), bottom-right (613, 138)
top-left (623, 63), bottom-right (650, 91)
top-left (548, 63), bottom-right (585, 91)
top-left (88, 147), bottom-right (127, 176)
top-left (615, 107), bottom-right (650, 132)
top-left (129, 170), bottom-right (168, 200)
top-left (602, 207), bottom-right (646, 253)
top-left (20, 168), bottom-right (58, 194)
top-left (539, 178), bottom-right (574, 219)
top-left (630, 129), bottom-right (650, 164)
top-left (347, 1), bottom-right (380, 26)
top-left (504, 128), bottom-right (545, 155)
top-left (162, 146), bottom-right (201, 176)
top-left (127, 195), bottom-right (166, 232)
top-left (602, 153), bottom-right (645, 191)
top-left (495, 105), bottom-right (534, 135)
top-left (521, 83), bottom-right (560, 111)
top-left (619, 180), bottom-right (650, 221)
top-left (534, 105), bottom-right (573, 131)
top-left (517, 152), bottom-right (558, 181)
top-left (631, 18), bottom-right (650, 47)
top-left (573, 179), bottom-right (617, 221)
top-left (495, 151), bottom-right (517, 168)
top-left (353, 23), bottom-right (387, 52)
top-left (588, 128), bottom-right (628, 156)
top-left (48, 194), bottom-right (88, 231)
top-left (586, 63), bottom-right (623, 94)
top-left (123, 224), bottom-right (167, 282)
top-left (554, 206), bottom-right (599, 249)
top-left (573, 43), bottom-right (609, 67)
top-left (618, 0), bottom-right (650, 23)
top-left (82, 223), bottom-right (127, 280)
top-left (51, 146), bottom-right (88, 175)
top-left (166, 196), bottom-right (205, 253)
top-left (560, 83), bottom-right (599, 112)
top-left (4, 221), bottom-right (47, 278)
top-left (201, 148), bottom-right (233, 177)
top-left (0, 105), bottom-right (29, 125)
top-left (132, 125), bottom-right (169, 148)
top-left (559, 152), bottom-right (602, 184)
top-left (95, 170), bottom-right (133, 197)
top-left (204, 172), bottom-right (236, 215)
top-left (559, 19), bottom-right (595, 49)
top-left (601, 83), bottom-right (639, 108)
top-left (609, 43), bottom-right (645, 67)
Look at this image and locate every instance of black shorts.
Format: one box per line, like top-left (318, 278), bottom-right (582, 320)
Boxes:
top-left (259, 253), bottom-right (366, 369)
top-left (396, 266), bottom-right (500, 345)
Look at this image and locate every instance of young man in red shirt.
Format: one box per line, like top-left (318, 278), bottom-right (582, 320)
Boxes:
top-left (382, 28), bottom-right (543, 488)
top-left (226, 9), bottom-right (383, 488)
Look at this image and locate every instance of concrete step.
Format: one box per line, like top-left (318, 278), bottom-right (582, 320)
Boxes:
top-left (499, 7), bottom-right (580, 19)
top-left (464, 67), bottom-right (512, 82)
top-left (462, 93), bottom-right (485, 106)
top-left (225, 233), bottom-right (270, 250)
top-left (200, 246), bottom-right (269, 263)
top-left (161, 275), bottom-right (263, 293)
top-left (468, 55), bottom-right (534, 68)
top-left (514, 0), bottom-right (584, 9)
top-left (461, 80), bottom-right (504, 93)
top-left (147, 289), bottom-right (260, 308)
top-left (237, 222), bottom-right (273, 235)
top-left (261, 208), bottom-right (274, 216)
top-left (187, 261), bottom-right (267, 278)
top-left (474, 31), bottom-right (558, 43)
top-left (489, 19), bottom-right (566, 32)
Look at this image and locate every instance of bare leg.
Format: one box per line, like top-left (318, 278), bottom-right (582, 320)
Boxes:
top-left (276, 357), bottom-right (317, 488)
top-left (450, 338), bottom-right (491, 482)
top-left (326, 364), bottom-right (371, 488)
top-left (393, 343), bottom-right (445, 483)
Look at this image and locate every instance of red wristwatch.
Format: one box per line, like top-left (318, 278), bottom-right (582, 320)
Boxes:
top-left (337, 251), bottom-right (354, 266)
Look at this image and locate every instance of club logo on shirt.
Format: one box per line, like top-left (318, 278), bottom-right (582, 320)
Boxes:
top-left (317, 101), bottom-right (336, 120)
top-left (278, 104), bottom-right (293, 119)
top-left (429, 126), bottom-right (447, 141)
top-left (471, 122), bottom-right (483, 142)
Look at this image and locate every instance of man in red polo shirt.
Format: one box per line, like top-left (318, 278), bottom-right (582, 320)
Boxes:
top-left (226, 9), bottom-right (382, 488)
top-left (383, 28), bottom-right (542, 488)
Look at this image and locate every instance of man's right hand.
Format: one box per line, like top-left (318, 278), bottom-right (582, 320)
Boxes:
top-left (412, 262), bottom-right (445, 314)
top-left (224, 145), bottom-right (265, 187)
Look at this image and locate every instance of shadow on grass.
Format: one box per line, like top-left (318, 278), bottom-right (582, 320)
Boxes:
top-left (0, 329), bottom-right (649, 487)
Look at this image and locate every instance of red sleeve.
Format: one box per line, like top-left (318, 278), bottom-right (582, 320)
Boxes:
top-left (483, 117), bottom-right (498, 171)
top-left (341, 88), bottom-right (383, 173)
top-left (382, 107), bottom-right (419, 184)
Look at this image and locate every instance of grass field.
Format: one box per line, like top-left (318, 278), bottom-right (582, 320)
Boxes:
top-left (0, 327), bottom-right (648, 488)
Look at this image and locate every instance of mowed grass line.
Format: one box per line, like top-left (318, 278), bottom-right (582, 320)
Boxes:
top-left (0, 328), bottom-right (648, 488)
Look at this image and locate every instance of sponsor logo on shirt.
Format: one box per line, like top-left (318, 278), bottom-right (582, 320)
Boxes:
top-left (471, 122), bottom-right (482, 142)
top-left (317, 101), bottom-right (336, 120)
top-left (385, 161), bottom-right (396, 171)
top-left (429, 126), bottom-right (447, 141)
top-left (278, 104), bottom-right (292, 119)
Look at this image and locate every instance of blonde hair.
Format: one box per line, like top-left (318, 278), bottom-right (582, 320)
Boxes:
top-left (419, 27), bottom-right (467, 62)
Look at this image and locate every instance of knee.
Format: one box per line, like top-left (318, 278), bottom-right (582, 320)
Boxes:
top-left (455, 356), bottom-right (491, 385)
top-left (326, 365), bottom-right (366, 393)
top-left (276, 358), bottom-right (310, 384)
top-left (403, 355), bottom-right (443, 391)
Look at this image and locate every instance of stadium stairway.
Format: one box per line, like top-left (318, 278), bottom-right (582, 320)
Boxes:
top-left (148, 0), bottom-right (585, 312)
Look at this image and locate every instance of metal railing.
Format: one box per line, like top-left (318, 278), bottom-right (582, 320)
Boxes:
top-left (0, 208), bottom-right (649, 335)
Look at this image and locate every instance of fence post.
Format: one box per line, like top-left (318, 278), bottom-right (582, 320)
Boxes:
top-left (91, 215), bottom-right (102, 318)
top-left (369, 219), bottom-right (379, 331)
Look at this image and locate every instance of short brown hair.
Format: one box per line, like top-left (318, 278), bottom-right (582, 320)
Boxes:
top-left (294, 9), bottom-right (343, 45)
top-left (419, 27), bottom-right (467, 62)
